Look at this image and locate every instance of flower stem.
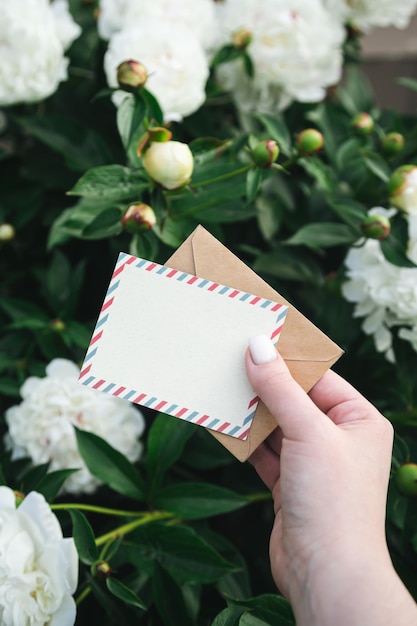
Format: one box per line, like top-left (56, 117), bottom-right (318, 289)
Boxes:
top-left (51, 503), bottom-right (146, 517)
top-left (246, 491), bottom-right (272, 502)
top-left (95, 511), bottom-right (176, 547)
top-left (75, 585), bottom-right (92, 606)
top-left (192, 163), bottom-right (252, 188)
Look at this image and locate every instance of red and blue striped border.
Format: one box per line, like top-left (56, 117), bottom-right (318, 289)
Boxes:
top-left (78, 252), bottom-right (288, 440)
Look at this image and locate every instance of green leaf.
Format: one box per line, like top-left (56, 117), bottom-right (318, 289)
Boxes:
top-left (65, 321), bottom-right (92, 349)
top-left (153, 483), bottom-right (248, 519)
top-left (397, 77), bottom-right (417, 93)
top-left (285, 223), bottom-right (359, 248)
top-left (246, 168), bottom-right (263, 204)
top-left (153, 217), bottom-right (195, 247)
top-left (232, 595), bottom-right (295, 626)
top-left (75, 428), bottom-right (145, 501)
top-left (35, 469), bottom-right (79, 501)
top-left (146, 413), bottom-right (195, 492)
top-left (68, 165), bottom-right (147, 202)
top-left (254, 247), bottom-right (324, 285)
top-left (363, 154), bottom-right (390, 182)
top-left (152, 563), bottom-right (193, 626)
top-left (81, 207), bottom-right (123, 239)
top-left (211, 606), bottom-right (248, 626)
top-left (328, 197), bottom-right (367, 228)
top-left (142, 88), bottom-right (164, 125)
top-left (380, 215), bottom-right (417, 268)
top-left (106, 577), bottom-right (147, 610)
top-left (117, 94), bottom-right (147, 152)
top-left (18, 462), bottom-right (50, 492)
top-left (336, 65), bottom-right (375, 115)
top-left (69, 509), bottom-right (99, 565)
top-left (0, 297), bottom-right (49, 322)
top-left (253, 113), bottom-right (291, 156)
top-left (240, 615), bottom-right (270, 626)
top-left (298, 157), bottom-right (335, 193)
top-left (123, 523), bottom-right (237, 584)
top-left (0, 378), bottom-right (20, 397)
top-left (211, 44), bottom-right (242, 68)
top-left (16, 114), bottom-right (113, 171)
top-left (129, 231), bottom-right (159, 260)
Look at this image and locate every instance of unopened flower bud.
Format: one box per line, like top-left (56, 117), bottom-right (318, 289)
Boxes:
top-left (92, 561), bottom-right (112, 578)
top-left (50, 319), bottom-right (66, 333)
top-left (381, 132), bottom-right (405, 156)
top-left (251, 140), bottom-right (279, 169)
top-left (142, 140), bottom-right (194, 190)
top-left (232, 28), bottom-right (253, 50)
top-left (14, 491), bottom-right (25, 506)
top-left (295, 128), bottom-right (324, 155)
top-left (122, 203), bottom-right (157, 233)
top-left (137, 127), bottom-right (172, 157)
top-left (117, 60), bottom-right (148, 91)
top-left (0, 223), bottom-right (15, 241)
top-left (351, 112), bottom-right (374, 135)
top-left (361, 214), bottom-right (391, 240)
top-left (395, 463), bottom-right (417, 497)
top-left (388, 165), bottom-right (417, 214)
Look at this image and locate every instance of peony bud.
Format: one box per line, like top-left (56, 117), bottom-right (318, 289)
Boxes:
top-left (117, 60), bottom-right (148, 91)
top-left (295, 128), bottom-right (324, 155)
top-left (388, 165), bottom-right (417, 214)
top-left (0, 223), bottom-right (15, 241)
top-left (13, 491), bottom-right (25, 506)
top-left (142, 140), bottom-right (194, 190)
top-left (361, 214), bottom-right (391, 240)
top-left (381, 132), bottom-right (404, 156)
top-left (351, 112), bottom-right (374, 135)
top-left (50, 319), bottom-right (66, 333)
top-left (395, 463), bottom-right (417, 497)
top-left (137, 126), bottom-right (172, 157)
top-left (232, 28), bottom-right (253, 50)
top-left (122, 203), bottom-right (157, 233)
top-left (92, 561), bottom-right (112, 578)
top-left (251, 140), bottom-right (279, 169)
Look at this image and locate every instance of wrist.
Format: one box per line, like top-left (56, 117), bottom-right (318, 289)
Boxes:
top-left (287, 541), bottom-right (405, 626)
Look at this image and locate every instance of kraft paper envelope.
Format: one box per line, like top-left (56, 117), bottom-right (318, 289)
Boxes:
top-left (165, 225), bottom-right (343, 461)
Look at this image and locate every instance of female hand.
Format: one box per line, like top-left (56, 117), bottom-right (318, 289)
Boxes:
top-left (245, 335), bottom-right (417, 626)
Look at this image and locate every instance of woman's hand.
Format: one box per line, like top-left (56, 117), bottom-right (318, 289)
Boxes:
top-left (245, 335), bottom-right (417, 626)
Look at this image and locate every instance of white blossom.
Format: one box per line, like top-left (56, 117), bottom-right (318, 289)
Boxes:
top-left (342, 209), bottom-right (417, 361)
top-left (104, 20), bottom-right (209, 121)
top-left (324, 0), bottom-right (417, 31)
top-left (0, 0), bottom-right (81, 106)
top-left (215, 0), bottom-right (345, 115)
top-left (0, 487), bottom-right (78, 626)
top-left (5, 359), bottom-right (145, 494)
top-left (97, 0), bottom-right (219, 52)
top-left (143, 141), bottom-right (194, 190)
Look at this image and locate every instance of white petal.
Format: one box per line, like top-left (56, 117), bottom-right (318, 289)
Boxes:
top-left (49, 594), bottom-right (77, 626)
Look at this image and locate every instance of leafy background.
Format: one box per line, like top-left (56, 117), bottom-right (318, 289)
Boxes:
top-left (1, 2), bottom-right (417, 624)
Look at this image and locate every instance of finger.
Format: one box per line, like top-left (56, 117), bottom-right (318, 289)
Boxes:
top-left (308, 369), bottom-right (382, 425)
top-left (246, 336), bottom-right (328, 441)
top-left (248, 441), bottom-right (280, 491)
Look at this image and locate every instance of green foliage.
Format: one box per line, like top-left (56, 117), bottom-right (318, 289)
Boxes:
top-left (2, 7), bottom-right (417, 625)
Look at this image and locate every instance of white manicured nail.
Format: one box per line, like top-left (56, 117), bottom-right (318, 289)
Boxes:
top-left (249, 335), bottom-right (277, 365)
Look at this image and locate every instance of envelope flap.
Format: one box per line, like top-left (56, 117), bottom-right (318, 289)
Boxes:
top-left (190, 226), bottom-right (342, 364)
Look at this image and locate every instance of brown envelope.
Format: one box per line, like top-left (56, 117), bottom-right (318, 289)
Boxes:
top-left (165, 225), bottom-right (343, 462)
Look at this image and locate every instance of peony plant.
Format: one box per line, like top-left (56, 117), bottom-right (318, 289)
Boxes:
top-left (2, 1), bottom-right (417, 624)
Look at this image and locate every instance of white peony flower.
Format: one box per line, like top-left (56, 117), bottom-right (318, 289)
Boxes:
top-left (215, 0), bottom-right (345, 114)
top-left (342, 209), bottom-right (417, 361)
top-left (0, 0), bottom-right (81, 106)
top-left (97, 0), bottom-right (219, 52)
top-left (389, 165), bottom-right (417, 215)
top-left (324, 0), bottom-right (417, 31)
top-left (143, 141), bottom-right (194, 190)
top-left (104, 20), bottom-right (209, 121)
top-left (5, 359), bottom-right (146, 494)
top-left (0, 487), bottom-right (78, 626)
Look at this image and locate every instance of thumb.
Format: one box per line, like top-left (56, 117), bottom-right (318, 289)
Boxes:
top-left (246, 335), bottom-right (328, 441)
